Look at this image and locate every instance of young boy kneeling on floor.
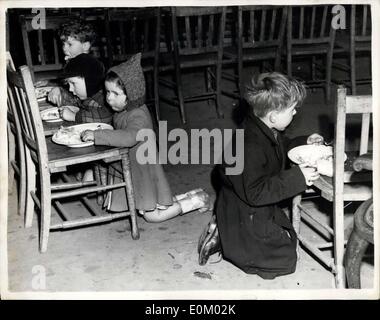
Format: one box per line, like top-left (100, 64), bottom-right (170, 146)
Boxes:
top-left (198, 72), bottom-right (324, 279)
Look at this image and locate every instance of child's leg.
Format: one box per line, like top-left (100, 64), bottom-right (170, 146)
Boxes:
top-left (142, 189), bottom-right (211, 223)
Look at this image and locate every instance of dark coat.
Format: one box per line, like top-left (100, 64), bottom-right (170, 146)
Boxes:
top-left (215, 113), bottom-right (307, 279)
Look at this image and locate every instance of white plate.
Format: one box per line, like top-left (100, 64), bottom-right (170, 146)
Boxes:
top-left (288, 145), bottom-right (347, 177)
top-left (52, 123), bottom-right (113, 148)
top-left (40, 107), bottom-right (62, 123)
top-left (35, 86), bottom-right (54, 99)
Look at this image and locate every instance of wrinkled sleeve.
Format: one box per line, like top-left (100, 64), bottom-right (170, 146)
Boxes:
top-left (93, 109), bottom-right (148, 148)
top-left (227, 144), bottom-right (307, 207)
top-left (59, 87), bottom-right (80, 106)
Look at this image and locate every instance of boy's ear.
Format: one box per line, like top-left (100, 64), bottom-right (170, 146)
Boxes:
top-left (82, 41), bottom-right (91, 53)
top-left (268, 111), bottom-right (277, 124)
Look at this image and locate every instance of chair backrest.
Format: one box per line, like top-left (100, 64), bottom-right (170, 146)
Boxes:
top-left (171, 7), bottom-right (227, 56)
top-left (19, 14), bottom-right (79, 80)
top-left (287, 5), bottom-right (336, 45)
top-left (238, 6), bottom-right (288, 49)
top-left (7, 65), bottom-right (49, 175)
top-left (105, 8), bottom-right (161, 67)
top-left (350, 5), bottom-right (371, 42)
top-left (334, 85), bottom-right (372, 189)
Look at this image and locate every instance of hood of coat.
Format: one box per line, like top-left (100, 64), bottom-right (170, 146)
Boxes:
top-left (108, 53), bottom-right (146, 110)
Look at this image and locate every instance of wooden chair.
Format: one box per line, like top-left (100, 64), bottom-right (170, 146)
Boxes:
top-left (7, 65), bottom-right (140, 253)
top-left (6, 52), bottom-right (28, 223)
top-left (286, 5), bottom-right (341, 102)
top-left (333, 5), bottom-right (372, 95)
top-left (104, 8), bottom-right (161, 124)
top-left (19, 14), bottom-right (79, 82)
top-left (159, 7), bottom-right (227, 124)
top-left (292, 85), bottom-right (372, 288)
top-left (223, 6), bottom-right (288, 100)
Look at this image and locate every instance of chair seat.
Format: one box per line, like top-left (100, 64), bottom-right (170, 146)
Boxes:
top-left (223, 46), bottom-right (278, 63)
top-left (159, 52), bottom-right (220, 72)
top-left (334, 39), bottom-right (371, 52)
top-left (289, 43), bottom-right (333, 56)
top-left (314, 175), bottom-right (372, 202)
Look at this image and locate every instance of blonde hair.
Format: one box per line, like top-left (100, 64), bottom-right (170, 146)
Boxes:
top-left (245, 72), bottom-right (306, 118)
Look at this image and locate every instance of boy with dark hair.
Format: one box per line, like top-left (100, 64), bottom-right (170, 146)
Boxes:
top-left (47, 20), bottom-right (111, 125)
top-left (198, 72), bottom-right (324, 279)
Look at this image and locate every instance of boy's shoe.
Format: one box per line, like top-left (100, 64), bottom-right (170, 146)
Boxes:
top-left (198, 216), bottom-right (221, 265)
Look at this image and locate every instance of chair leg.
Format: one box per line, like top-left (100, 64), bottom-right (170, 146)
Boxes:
top-left (39, 171), bottom-right (52, 253)
top-left (333, 196), bottom-right (346, 288)
top-left (215, 62), bottom-right (224, 118)
top-left (174, 64), bottom-right (187, 124)
top-left (24, 151), bottom-right (36, 228)
top-left (121, 152), bottom-right (140, 240)
top-left (325, 52), bottom-right (333, 103)
top-left (350, 49), bottom-right (356, 95)
top-left (238, 56), bottom-right (243, 102)
top-left (292, 194), bottom-right (302, 260)
top-left (287, 52), bottom-right (292, 77)
top-left (153, 67), bottom-right (160, 124)
top-left (18, 145), bottom-right (27, 218)
top-left (205, 67), bottom-right (212, 106)
top-left (311, 56), bottom-right (316, 81)
top-left (8, 125), bottom-right (16, 195)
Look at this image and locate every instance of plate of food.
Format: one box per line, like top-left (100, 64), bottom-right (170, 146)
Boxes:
top-left (40, 107), bottom-right (62, 122)
top-left (288, 145), bottom-right (347, 177)
top-left (52, 123), bottom-right (113, 148)
top-left (35, 86), bottom-right (54, 100)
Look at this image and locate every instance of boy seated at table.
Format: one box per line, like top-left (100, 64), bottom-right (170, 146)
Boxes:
top-left (53, 49), bottom-right (113, 181)
top-left (48, 21), bottom-right (112, 125)
top-left (198, 72), bottom-right (324, 279)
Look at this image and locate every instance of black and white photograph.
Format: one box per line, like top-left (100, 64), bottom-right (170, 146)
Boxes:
top-left (0, 0), bottom-right (378, 300)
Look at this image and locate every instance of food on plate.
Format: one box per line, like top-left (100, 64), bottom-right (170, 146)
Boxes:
top-left (288, 145), bottom-right (346, 177)
top-left (41, 110), bottom-right (60, 121)
top-left (316, 158), bottom-right (334, 177)
top-left (54, 126), bottom-right (83, 145)
top-left (294, 153), bottom-right (333, 167)
top-left (35, 87), bottom-right (54, 99)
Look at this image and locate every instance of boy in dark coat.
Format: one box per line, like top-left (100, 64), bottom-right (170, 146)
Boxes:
top-left (199, 72), bottom-right (324, 279)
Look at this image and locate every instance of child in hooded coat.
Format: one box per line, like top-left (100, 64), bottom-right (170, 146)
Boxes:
top-left (81, 53), bottom-right (210, 222)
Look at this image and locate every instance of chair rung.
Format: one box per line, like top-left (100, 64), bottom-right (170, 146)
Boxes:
top-left (53, 200), bottom-right (71, 221)
top-left (50, 212), bottom-right (130, 230)
top-left (31, 191), bottom-right (40, 209)
top-left (159, 78), bottom-right (176, 89)
top-left (221, 90), bottom-right (240, 99)
top-left (298, 204), bottom-right (334, 236)
top-left (298, 234), bottom-right (335, 271)
top-left (10, 160), bottom-right (20, 176)
top-left (316, 240), bottom-right (347, 250)
top-left (184, 93), bottom-right (216, 102)
top-left (51, 182), bottom-right (126, 200)
top-left (51, 180), bottom-right (97, 191)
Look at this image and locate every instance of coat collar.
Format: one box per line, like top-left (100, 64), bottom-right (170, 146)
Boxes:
top-left (245, 113), bottom-right (279, 145)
